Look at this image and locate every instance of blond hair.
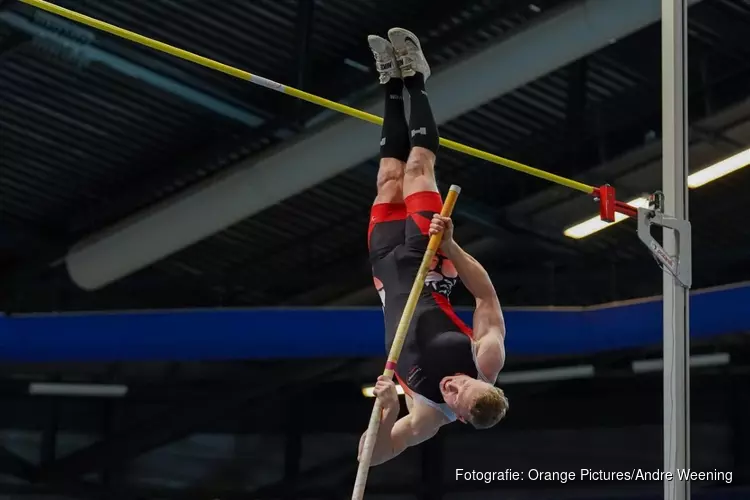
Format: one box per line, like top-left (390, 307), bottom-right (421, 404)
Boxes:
top-left (469, 386), bottom-right (508, 429)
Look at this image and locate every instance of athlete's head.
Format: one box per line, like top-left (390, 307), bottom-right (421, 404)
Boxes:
top-left (440, 374), bottom-right (508, 429)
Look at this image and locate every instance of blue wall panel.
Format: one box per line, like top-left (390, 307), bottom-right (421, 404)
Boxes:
top-left (1, 284), bottom-right (749, 362)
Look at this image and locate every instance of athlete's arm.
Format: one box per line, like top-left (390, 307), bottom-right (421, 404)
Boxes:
top-left (364, 413), bottom-right (440, 466)
top-left (429, 215), bottom-right (506, 343)
top-left (358, 378), bottom-right (441, 466)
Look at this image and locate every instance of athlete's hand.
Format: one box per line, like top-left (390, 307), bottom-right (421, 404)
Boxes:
top-left (373, 375), bottom-right (400, 414)
top-left (358, 376), bottom-right (399, 462)
top-left (429, 214), bottom-right (455, 247)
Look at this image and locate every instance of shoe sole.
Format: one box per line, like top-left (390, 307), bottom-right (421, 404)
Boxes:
top-left (387, 28), bottom-right (429, 79)
top-left (367, 34), bottom-right (391, 53)
top-left (387, 27), bottom-right (423, 53)
top-left (368, 34), bottom-right (400, 82)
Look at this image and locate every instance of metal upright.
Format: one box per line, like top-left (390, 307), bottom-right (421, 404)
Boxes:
top-left (661, 0), bottom-right (691, 498)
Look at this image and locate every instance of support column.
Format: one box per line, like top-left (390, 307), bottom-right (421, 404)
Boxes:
top-left (283, 399), bottom-right (302, 500)
top-left (420, 433), bottom-right (443, 500)
top-left (661, 0), bottom-right (691, 499)
top-left (100, 401), bottom-right (125, 499)
top-left (292, 0), bottom-right (315, 128)
top-left (565, 57), bottom-right (589, 170)
top-left (40, 400), bottom-right (59, 467)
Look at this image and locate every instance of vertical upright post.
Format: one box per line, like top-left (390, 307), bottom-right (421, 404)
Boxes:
top-left (661, 0), bottom-right (690, 499)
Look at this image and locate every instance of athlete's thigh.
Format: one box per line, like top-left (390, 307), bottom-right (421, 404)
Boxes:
top-left (390, 244), bottom-right (425, 283)
top-left (403, 190), bottom-right (443, 251)
top-left (369, 203), bottom-right (407, 262)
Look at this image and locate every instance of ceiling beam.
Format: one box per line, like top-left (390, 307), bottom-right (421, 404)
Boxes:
top-left (63, 0), bottom-right (685, 291)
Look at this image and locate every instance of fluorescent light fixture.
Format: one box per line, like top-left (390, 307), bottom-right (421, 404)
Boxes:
top-left (563, 197), bottom-right (650, 239)
top-left (688, 147), bottom-right (750, 188)
top-left (362, 384), bottom-right (405, 398)
top-left (361, 365), bottom-right (594, 396)
top-left (29, 382), bottom-right (128, 398)
top-left (497, 364), bottom-right (595, 384)
top-left (343, 58), bottom-right (370, 73)
top-left (631, 352), bottom-right (729, 374)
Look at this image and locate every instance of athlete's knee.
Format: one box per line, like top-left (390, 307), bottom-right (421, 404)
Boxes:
top-left (377, 158), bottom-right (405, 194)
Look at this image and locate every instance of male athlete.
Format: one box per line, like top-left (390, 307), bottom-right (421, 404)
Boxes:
top-left (360, 28), bottom-right (509, 466)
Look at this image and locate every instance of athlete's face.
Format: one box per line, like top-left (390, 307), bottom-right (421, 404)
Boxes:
top-left (440, 375), bottom-right (487, 422)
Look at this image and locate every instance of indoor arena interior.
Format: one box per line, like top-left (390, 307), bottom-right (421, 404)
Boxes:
top-left (2, 0), bottom-right (750, 499)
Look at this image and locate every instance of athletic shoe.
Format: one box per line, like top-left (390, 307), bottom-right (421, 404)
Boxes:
top-left (368, 35), bottom-right (401, 84)
top-left (387, 27), bottom-right (430, 81)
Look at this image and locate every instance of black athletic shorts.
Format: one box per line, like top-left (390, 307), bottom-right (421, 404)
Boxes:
top-left (368, 191), bottom-right (472, 392)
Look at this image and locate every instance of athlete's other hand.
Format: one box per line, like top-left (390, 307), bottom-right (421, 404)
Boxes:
top-left (429, 215), bottom-right (455, 246)
top-left (358, 376), bottom-right (399, 462)
top-left (373, 375), bottom-right (399, 414)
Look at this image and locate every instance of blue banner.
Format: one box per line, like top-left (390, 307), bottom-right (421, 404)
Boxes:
top-left (1, 284), bottom-right (749, 362)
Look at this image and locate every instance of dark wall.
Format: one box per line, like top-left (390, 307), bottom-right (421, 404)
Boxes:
top-left (0, 366), bottom-right (748, 498)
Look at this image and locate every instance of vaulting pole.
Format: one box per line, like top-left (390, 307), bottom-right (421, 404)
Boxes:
top-left (352, 185), bottom-right (461, 500)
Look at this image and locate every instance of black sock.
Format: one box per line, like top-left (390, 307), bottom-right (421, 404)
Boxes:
top-left (380, 79), bottom-right (410, 162)
top-left (404, 74), bottom-right (439, 154)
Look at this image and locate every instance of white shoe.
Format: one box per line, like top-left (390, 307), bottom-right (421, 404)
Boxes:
top-left (387, 27), bottom-right (430, 81)
top-left (368, 35), bottom-right (401, 84)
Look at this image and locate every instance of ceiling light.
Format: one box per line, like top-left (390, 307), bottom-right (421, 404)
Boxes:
top-left (361, 383), bottom-right (404, 398)
top-left (29, 382), bottom-right (128, 397)
top-left (687, 147), bottom-right (750, 188)
top-left (497, 365), bottom-right (594, 384)
top-left (631, 352), bottom-right (729, 373)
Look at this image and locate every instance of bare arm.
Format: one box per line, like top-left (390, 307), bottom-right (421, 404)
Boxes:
top-left (429, 215), bottom-right (506, 379)
top-left (442, 241), bottom-right (497, 306)
top-left (359, 377), bottom-right (442, 466)
top-left (362, 413), bottom-right (440, 466)
top-left (441, 239), bottom-right (505, 341)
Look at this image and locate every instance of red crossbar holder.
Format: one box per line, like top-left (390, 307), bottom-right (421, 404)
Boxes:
top-left (615, 200), bottom-right (638, 218)
top-left (592, 185), bottom-right (639, 220)
top-left (597, 184), bottom-right (616, 222)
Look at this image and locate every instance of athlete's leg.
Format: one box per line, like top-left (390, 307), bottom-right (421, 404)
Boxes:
top-left (367, 35), bottom-right (411, 267)
top-left (388, 28), bottom-right (439, 199)
top-left (387, 28), bottom-right (443, 254)
top-left (366, 37), bottom-right (414, 351)
top-left (370, 35), bottom-right (410, 206)
top-left (388, 29), bottom-right (459, 312)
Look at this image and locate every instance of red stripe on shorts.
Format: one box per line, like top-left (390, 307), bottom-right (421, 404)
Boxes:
top-left (404, 191), bottom-right (443, 216)
top-left (368, 202), bottom-right (406, 248)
